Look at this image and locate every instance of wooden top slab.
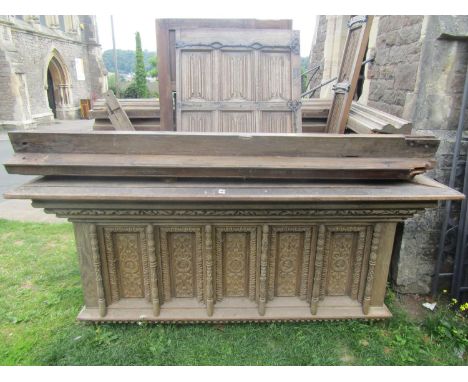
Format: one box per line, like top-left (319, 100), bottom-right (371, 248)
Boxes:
top-left (8, 131), bottom-right (438, 157)
top-left (4, 131), bottom-right (440, 180)
top-left (4, 176), bottom-right (463, 202)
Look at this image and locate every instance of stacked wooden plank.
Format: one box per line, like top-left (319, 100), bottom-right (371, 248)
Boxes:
top-left (301, 99), bottom-right (331, 133)
top-left (5, 131), bottom-right (438, 180)
top-left (91, 98), bottom-right (412, 135)
top-left (91, 98), bottom-right (164, 131)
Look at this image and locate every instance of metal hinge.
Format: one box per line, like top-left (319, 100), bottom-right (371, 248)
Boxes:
top-left (287, 99), bottom-right (302, 112)
top-left (348, 15), bottom-right (368, 29)
top-left (332, 81), bottom-right (351, 94)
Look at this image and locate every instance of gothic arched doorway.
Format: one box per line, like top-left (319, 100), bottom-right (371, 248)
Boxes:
top-left (45, 51), bottom-right (73, 119)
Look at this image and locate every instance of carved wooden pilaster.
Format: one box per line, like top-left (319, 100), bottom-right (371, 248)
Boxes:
top-left (311, 225), bottom-right (326, 315)
top-left (205, 225), bottom-right (214, 316)
top-left (362, 224), bottom-right (382, 315)
top-left (146, 225), bottom-right (160, 316)
top-left (258, 225), bottom-right (269, 316)
top-left (89, 224), bottom-right (106, 317)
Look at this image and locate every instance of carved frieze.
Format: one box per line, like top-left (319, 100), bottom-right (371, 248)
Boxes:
top-left (52, 208), bottom-right (420, 218)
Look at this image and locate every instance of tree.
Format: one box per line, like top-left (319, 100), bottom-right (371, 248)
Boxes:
top-left (147, 56), bottom-right (158, 78)
top-left (123, 81), bottom-right (139, 98)
top-left (102, 49), bottom-right (155, 74)
top-left (134, 32), bottom-right (148, 98)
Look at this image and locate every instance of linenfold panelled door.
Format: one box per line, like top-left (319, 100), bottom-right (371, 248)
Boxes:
top-left (175, 29), bottom-right (302, 133)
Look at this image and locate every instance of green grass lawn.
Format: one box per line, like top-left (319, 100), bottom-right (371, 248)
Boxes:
top-left (0, 219), bottom-right (466, 366)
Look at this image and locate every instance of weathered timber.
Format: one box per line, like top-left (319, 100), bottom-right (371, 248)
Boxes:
top-left (175, 29), bottom-right (302, 133)
top-left (4, 154), bottom-right (434, 179)
top-left (7, 131), bottom-right (438, 157)
top-left (5, 176), bottom-right (463, 203)
top-left (156, 19), bottom-right (292, 130)
top-left (5, 131), bottom-right (439, 180)
top-left (4, 175), bottom-right (462, 323)
top-left (347, 102), bottom-right (413, 134)
top-left (91, 98), bottom-right (413, 135)
top-left (103, 90), bottom-right (134, 131)
top-left (326, 16), bottom-right (374, 134)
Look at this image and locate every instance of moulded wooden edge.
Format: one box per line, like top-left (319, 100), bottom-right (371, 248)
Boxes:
top-left (76, 297), bottom-right (392, 323)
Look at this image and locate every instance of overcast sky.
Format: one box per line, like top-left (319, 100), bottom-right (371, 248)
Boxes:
top-left (96, 11), bottom-right (317, 57)
top-left (4, 0), bottom-right (464, 58)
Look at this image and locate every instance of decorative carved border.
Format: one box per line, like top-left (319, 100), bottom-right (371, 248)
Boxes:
top-left (363, 224), bottom-right (382, 315)
top-left (175, 41), bottom-right (297, 53)
top-left (89, 224), bottom-right (106, 317)
top-left (319, 225), bottom-right (368, 300)
top-left (258, 225), bottom-right (269, 316)
top-left (214, 226), bottom-right (258, 302)
top-left (50, 208), bottom-right (420, 218)
top-left (205, 225), bottom-right (214, 316)
top-left (102, 226), bottom-right (150, 304)
top-left (159, 226), bottom-right (203, 302)
top-left (267, 226), bottom-right (313, 301)
top-left (146, 225), bottom-right (160, 316)
top-left (310, 225), bottom-right (325, 315)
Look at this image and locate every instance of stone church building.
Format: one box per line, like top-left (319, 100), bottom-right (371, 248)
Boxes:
top-left (308, 15), bottom-right (468, 294)
top-left (0, 15), bottom-right (107, 129)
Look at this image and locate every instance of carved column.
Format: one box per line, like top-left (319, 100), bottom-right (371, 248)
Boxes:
top-left (362, 223), bottom-right (382, 314)
top-left (258, 225), bottom-right (269, 316)
top-left (205, 225), bottom-right (214, 316)
top-left (89, 224), bottom-right (106, 317)
top-left (146, 225), bottom-right (160, 316)
top-left (311, 225), bottom-right (326, 315)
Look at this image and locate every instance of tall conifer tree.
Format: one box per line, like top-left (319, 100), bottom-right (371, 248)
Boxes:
top-left (134, 32), bottom-right (148, 98)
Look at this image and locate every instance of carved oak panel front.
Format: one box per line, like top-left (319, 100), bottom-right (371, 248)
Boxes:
top-left (215, 226), bottom-right (258, 301)
top-left (320, 226), bottom-right (369, 299)
top-left (268, 226), bottom-right (313, 300)
top-left (101, 226), bottom-right (150, 303)
top-left (159, 227), bottom-right (203, 301)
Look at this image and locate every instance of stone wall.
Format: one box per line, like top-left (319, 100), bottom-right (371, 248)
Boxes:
top-left (307, 16), bottom-right (327, 97)
top-left (307, 15), bottom-right (468, 294)
top-left (390, 16), bottom-right (468, 294)
top-left (366, 16), bottom-right (424, 118)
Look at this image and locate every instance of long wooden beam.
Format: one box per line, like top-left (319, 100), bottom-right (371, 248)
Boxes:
top-left (7, 131), bottom-right (438, 158)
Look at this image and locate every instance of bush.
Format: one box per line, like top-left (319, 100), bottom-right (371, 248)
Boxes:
top-left (122, 81), bottom-right (139, 98)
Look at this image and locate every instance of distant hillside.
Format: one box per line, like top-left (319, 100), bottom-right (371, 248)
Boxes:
top-left (102, 49), bottom-right (156, 74)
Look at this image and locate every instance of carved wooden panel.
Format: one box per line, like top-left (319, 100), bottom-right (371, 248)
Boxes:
top-left (180, 51), bottom-right (213, 101)
top-left (176, 29), bottom-right (301, 133)
top-left (159, 227), bottom-right (203, 301)
top-left (259, 52), bottom-right (291, 101)
top-left (261, 112), bottom-right (292, 133)
top-left (180, 112), bottom-right (214, 132)
top-left (220, 112), bottom-right (255, 133)
top-left (215, 226), bottom-right (258, 301)
top-left (101, 226), bottom-right (150, 303)
top-left (268, 226), bottom-right (313, 300)
top-left (220, 51), bottom-right (254, 101)
top-left (320, 226), bottom-right (369, 299)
